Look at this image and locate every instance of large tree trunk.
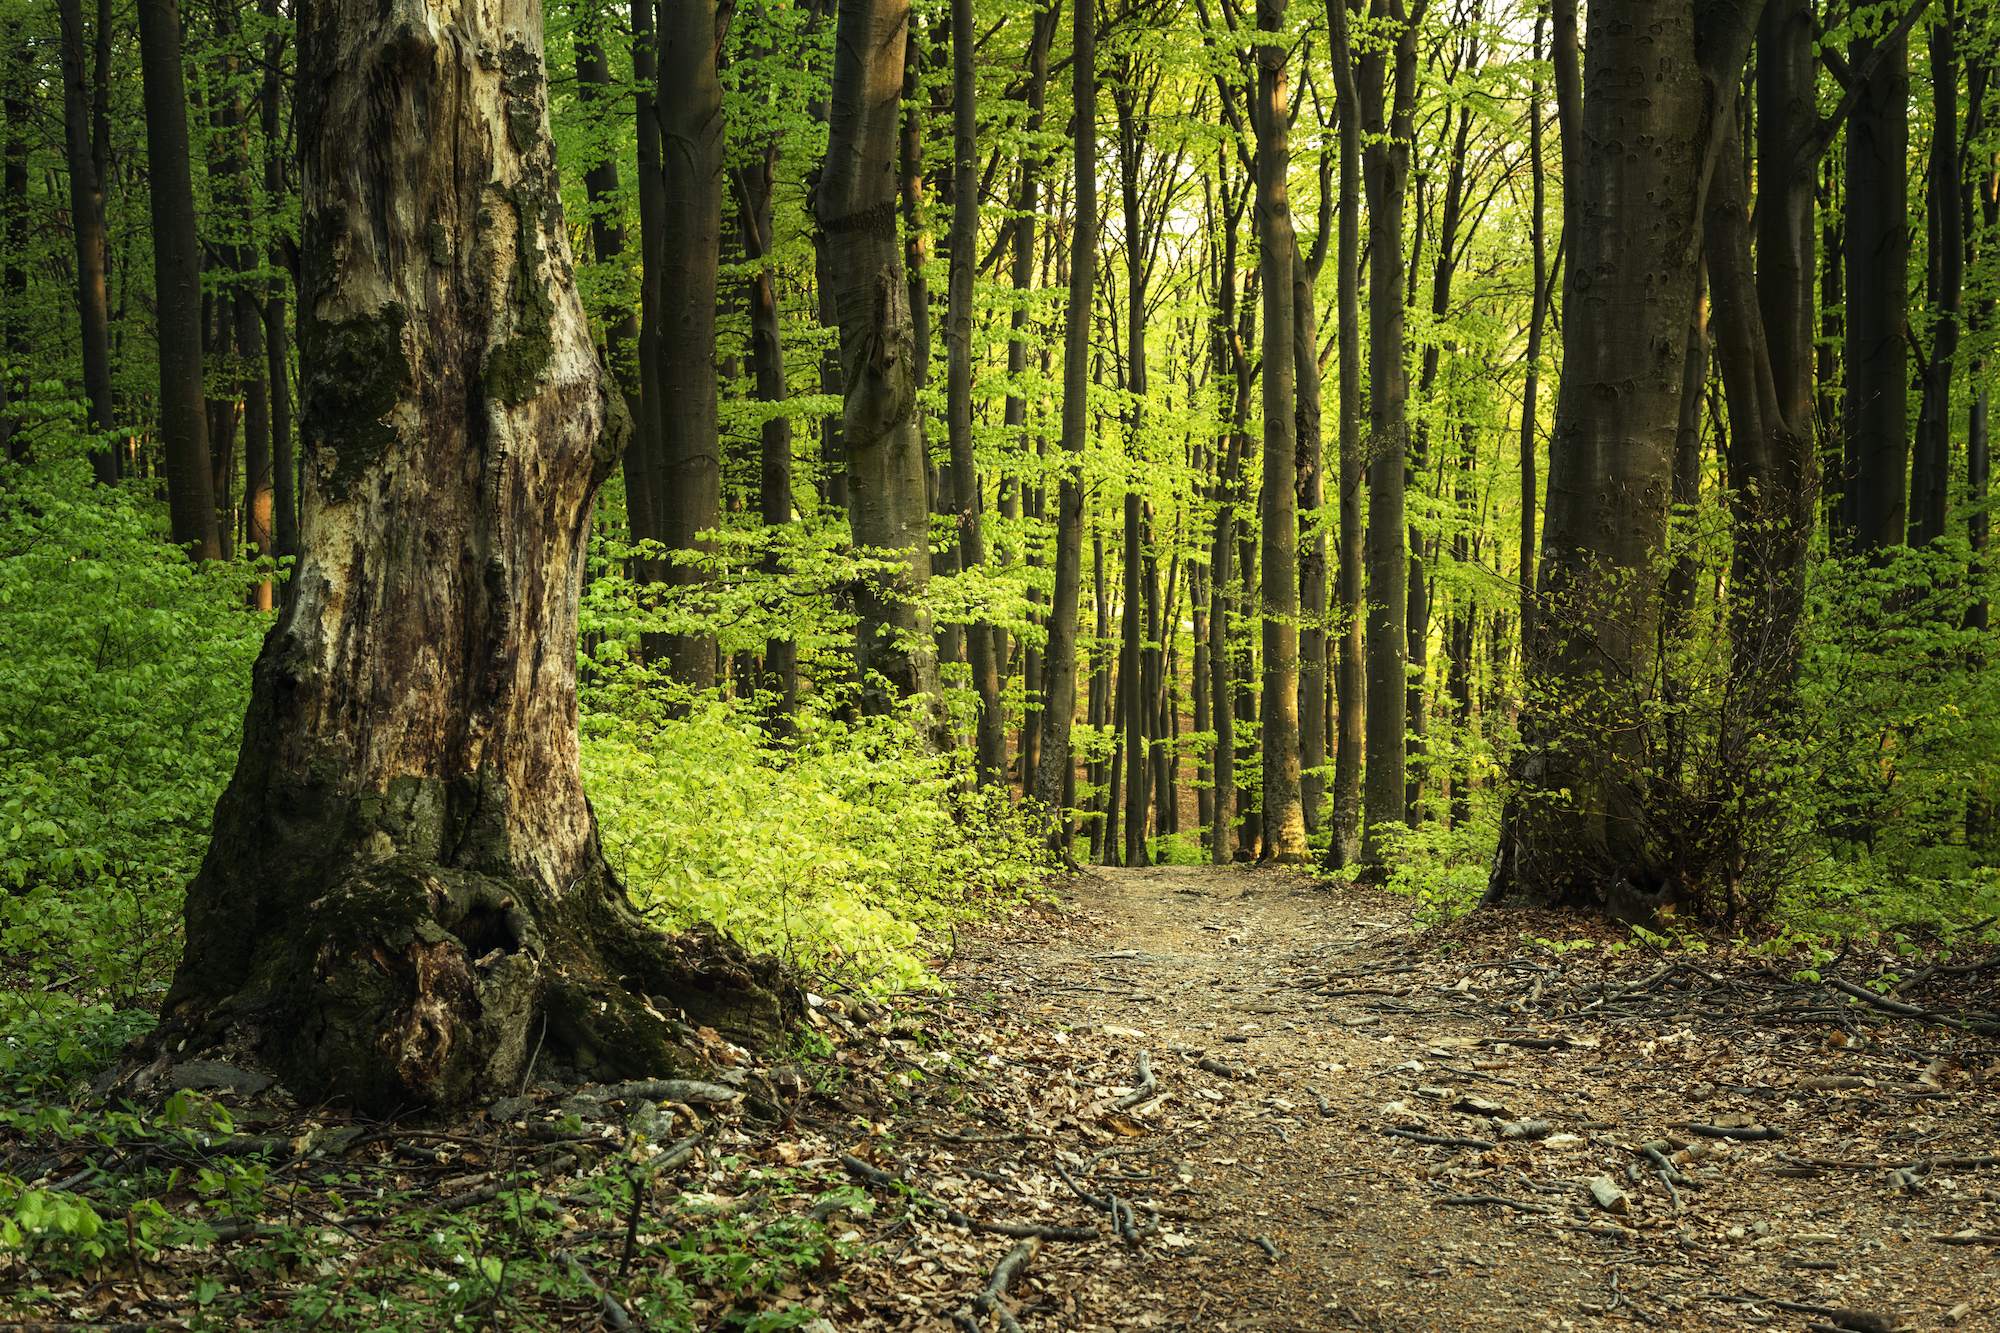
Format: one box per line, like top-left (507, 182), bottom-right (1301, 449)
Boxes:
top-left (1294, 246), bottom-right (1328, 835)
top-left (137, 0), bottom-right (221, 558)
top-left (1255, 0), bottom-right (1307, 861)
top-left (55, 0), bottom-right (117, 483)
top-left (820, 0), bottom-right (941, 711)
top-left (1325, 0), bottom-right (1364, 869)
top-left (1841, 18), bottom-right (1909, 553)
top-left (946, 0), bottom-right (1005, 780)
top-left (657, 0), bottom-right (725, 688)
top-left (1029, 0), bottom-right (1095, 851)
top-left (1489, 0), bottom-right (1761, 911)
top-left (138, 0), bottom-right (789, 1114)
top-left (1356, 0), bottom-right (1421, 867)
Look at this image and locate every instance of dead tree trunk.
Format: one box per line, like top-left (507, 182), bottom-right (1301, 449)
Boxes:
top-left (141, 0), bottom-right (789, 1114)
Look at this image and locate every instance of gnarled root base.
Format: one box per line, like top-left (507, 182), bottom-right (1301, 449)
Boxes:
top-left (128, 857), bottom-right (795, 1114)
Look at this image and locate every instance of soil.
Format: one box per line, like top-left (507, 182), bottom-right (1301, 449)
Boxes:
top-left (829, 864), bottom-right (2000, 1331)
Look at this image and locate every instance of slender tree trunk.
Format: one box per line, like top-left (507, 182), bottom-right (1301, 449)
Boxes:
top-left (1971, 157), bottom-right (1997, 630)
top-left (657, 0), bottom-right (725, 688)
top-left (261, 0), bottom-right (296, 563)
top-left (1911, 0), bottom-right (1960, 549)
top-left (0, 37), bottom-right (24, 460)
top-left (55, 0), bottom-right (117, 482)
top-left (1255, 0), bottom-right (1306, 861)
top-left (1028, 0), bottom-right (1096, 849)
top-left (1295, 246), bottom-right (1328, 834)
top-left (1517, 6), bottom-right (1549, 656)
top-left (138, 0), bottom-right (221, 557)
top-left (1326, 0), bottom-right (1364, 868)
top-left (947, 0), bottom-right (1005, 779)
top-left (143, 0), bottom-right (788, 1114)
top-left (1842, 18), bottom-right (1909, 553)
top-left (1007, 5), bottom-right (1056, 785)
top-left (1357, 0), bottom-right (1421, 866)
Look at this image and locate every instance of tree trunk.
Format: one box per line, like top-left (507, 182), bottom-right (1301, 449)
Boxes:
top-left (1008, 4), bottom-right (1057, 786)
top-left (1517, 5), bottom-right (1549, 658)
top-left (140, 0), bottom-right (789, 1113)
top-left (137, 0), bottom-right (221, 558)
top-left (657, 0), bottom-right (725, 688)
top-left (1030, 0), bottom-right (1095, 850)
top-left (1841, 18), bottom-right (1909, 553)
top-left (1295, 245), bottom-right (1328, 835)
top-left (55, 0), bottom-right (117, 483)
top-left (1489, 0), bottom-right (1760, 910)
top-left (947, 0), bottom-right (1005, 780)
top-left (261, 0), bottom-right (297, 563)
top-left (821, 0), bottom-right (941, 712)
top-left (1326, 0), bottom-right (1364, 869)
top-left (1357, 0), bottom-right (1421, 867)
top-left (1910, 0), bottom-right (1960, 550)
top-left (1255, 0), bottom-right (1307, 861)
top-left (0, 37), bottom-right (24, 460)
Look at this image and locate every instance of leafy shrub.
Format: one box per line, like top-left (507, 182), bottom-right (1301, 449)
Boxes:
top-left (0, 407), bottom-right (265, 1002)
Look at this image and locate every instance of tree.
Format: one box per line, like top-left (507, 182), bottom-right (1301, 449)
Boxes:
top-left (55, 0), bottom-right (116, 484)
top-left (1489, 0), bottom-right (1763, 910)
top-left (658, 0), bottom-right (727, 688)
top-left (140, 0), bottom-right (787, 1111)
top-left (137, 0), bottom-right (220, 558)
top-left (1357, 0), bottom-right (1423, 865)
top-left (1255, 0), bottom-right (1307, 861)
top-left (818, 0), bottom-right (941, 710)
top-left (1325, 0), bottom-right (1364, 868)
top-left (947, 0), bottom-right (1007, 781)
top-left (1030, 0), bottom-right (1097, 850)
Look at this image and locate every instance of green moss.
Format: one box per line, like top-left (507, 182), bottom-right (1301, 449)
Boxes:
top-left (300, 304), bottom-right (411, 500)
top-left (483, 183), bottom-right (558, 407)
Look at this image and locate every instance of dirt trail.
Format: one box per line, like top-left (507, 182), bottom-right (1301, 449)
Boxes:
top-left (855, 864), bottom-right (2000, 1331)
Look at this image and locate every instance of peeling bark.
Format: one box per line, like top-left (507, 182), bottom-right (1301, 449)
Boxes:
top-left (141, 0), bottom-right (789, 1114)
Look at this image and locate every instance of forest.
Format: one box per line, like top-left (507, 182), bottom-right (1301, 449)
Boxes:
top-left (1, 0), bottom-right (1998, 1326)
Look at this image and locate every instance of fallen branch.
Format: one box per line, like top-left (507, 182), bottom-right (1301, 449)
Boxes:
top-left (1112, 1051), bottom-right (1158, 1111)
top-left (967, 1237), bottom-right (1039, 1333)
top-left (1382, 1127), bottom-right (1496, 1150)
top-left (1435, 1193), bottom-right (1555, 1214)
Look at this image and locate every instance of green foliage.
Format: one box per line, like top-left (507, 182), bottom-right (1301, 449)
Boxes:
top-left (583, 691), bottom-right (1046, 994)
top-left (0, 413), bottom-right (266, 1002)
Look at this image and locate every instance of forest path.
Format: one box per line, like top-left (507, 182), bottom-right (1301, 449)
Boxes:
top-left (860, 863), bottom-right (1999, 1331)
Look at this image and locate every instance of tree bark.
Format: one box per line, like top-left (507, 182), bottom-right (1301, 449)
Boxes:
top-left (141, 0), bottom-right (788, 1113)
top-left (1325, 0), bottom-right (1364, 869)
top-left (1029, 0), bottom-right (1096, 851)
top-left (261, 0), bottom-right (297, 564)
top-left (1910, 0), bottom-right (1961, 549)
top-left (820, 0), bottom-right (942, 712)
top-left (0, 37), bottom-right (24, 460)
top-left (1489, 0), bottom-right (1761, 911)
top-left (657, 0), bottom-right (726, 688)
top-left (1255, 0), bottom-right (1307, 861)
top-left (947, 0), bottom-right (1005, 780)
top-left (1841, 18), bottom-right (1909, 553)
top-left (55, 0), bottom-right (117, 483)
top-left (1517, 5), bottom-right (1550, 659)
top-left (137, 0), bottom-right (221, 558)
top-left (1357, 0), bottom-right (1422, 867)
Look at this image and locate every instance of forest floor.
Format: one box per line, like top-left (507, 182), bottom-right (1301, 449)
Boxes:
top-left (828, 864), bottom-right (2000, 1332)
top-left (6, 865), bottom-right (1999, 1331)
